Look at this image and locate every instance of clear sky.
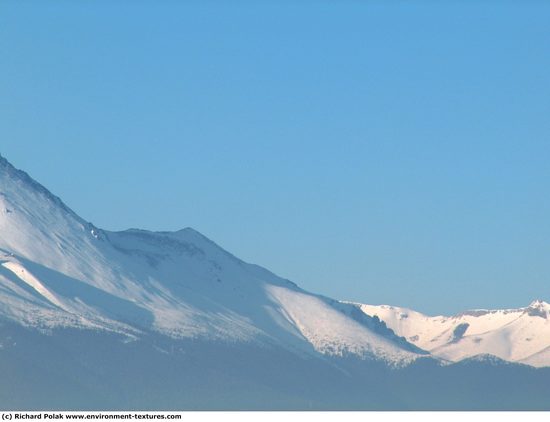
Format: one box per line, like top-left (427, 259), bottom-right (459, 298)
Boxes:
top-left (2, 1), bottom-right (549, 315)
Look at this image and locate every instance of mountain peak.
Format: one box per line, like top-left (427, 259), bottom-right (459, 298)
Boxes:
top-left (525, 300), bottom-right (549, 319)
top-left (0, 153), bottom-right (81, 222)
top-left (0, 152), bottom-right (15, 171)
top-left (528, 299), bottom-right (549, 308)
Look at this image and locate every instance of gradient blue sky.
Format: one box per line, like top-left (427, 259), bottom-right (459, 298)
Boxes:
top-left (2, 1), bottom-right (549, 314)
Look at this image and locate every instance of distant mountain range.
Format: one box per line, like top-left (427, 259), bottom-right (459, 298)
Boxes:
top-left (1, 153), bottom-right (549, 410)
top-left (359, 300), bottom-right (550, 367)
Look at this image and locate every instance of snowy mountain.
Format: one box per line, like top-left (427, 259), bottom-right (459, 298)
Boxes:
top-left (1, 152), bottom-right (549, 410)
top-left (358, 300), bottom-right (550, 367)
top-left (0, 153), bottom-right (421, 364)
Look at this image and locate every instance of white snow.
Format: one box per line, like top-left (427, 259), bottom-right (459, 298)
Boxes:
top-left (268, 285), bottom-right (419, 364)
top-left (0, 154), bottom-right (421, 366)
top-left (1, 153), bottom-right (547, 368)
top-left (1, 259), bottom-right (64, 308)
top-left (358, 300), bottom-right (550, 367)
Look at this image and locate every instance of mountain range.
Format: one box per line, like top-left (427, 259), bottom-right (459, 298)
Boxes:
top-left (0, 153), bottom-right (549, 410)
top-left (359, 300), bottom-right (550, 368)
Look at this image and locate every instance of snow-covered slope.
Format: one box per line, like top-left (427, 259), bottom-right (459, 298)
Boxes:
top-left (358, 300), bottom-right (550, 367)
top-left (2, 153), bottom-right (550, 410)
top-left (0, 153), bottom-right (421, 366)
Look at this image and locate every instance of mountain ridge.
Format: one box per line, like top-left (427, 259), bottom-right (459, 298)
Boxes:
top-left (358, 299), bottom-right (550, 367)
top-left (0, 153), bottom-right (423, 366)
top-left (2, 152), bottom-right (550, 410)
top-left (1, 152), bottom-right (548, 367)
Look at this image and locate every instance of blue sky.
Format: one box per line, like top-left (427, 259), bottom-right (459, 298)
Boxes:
top-left (2, 1), bottom-right (549, 314)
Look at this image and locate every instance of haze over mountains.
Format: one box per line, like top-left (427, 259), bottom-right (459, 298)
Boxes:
top-left (0, 153), bottom-right (549, 410)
